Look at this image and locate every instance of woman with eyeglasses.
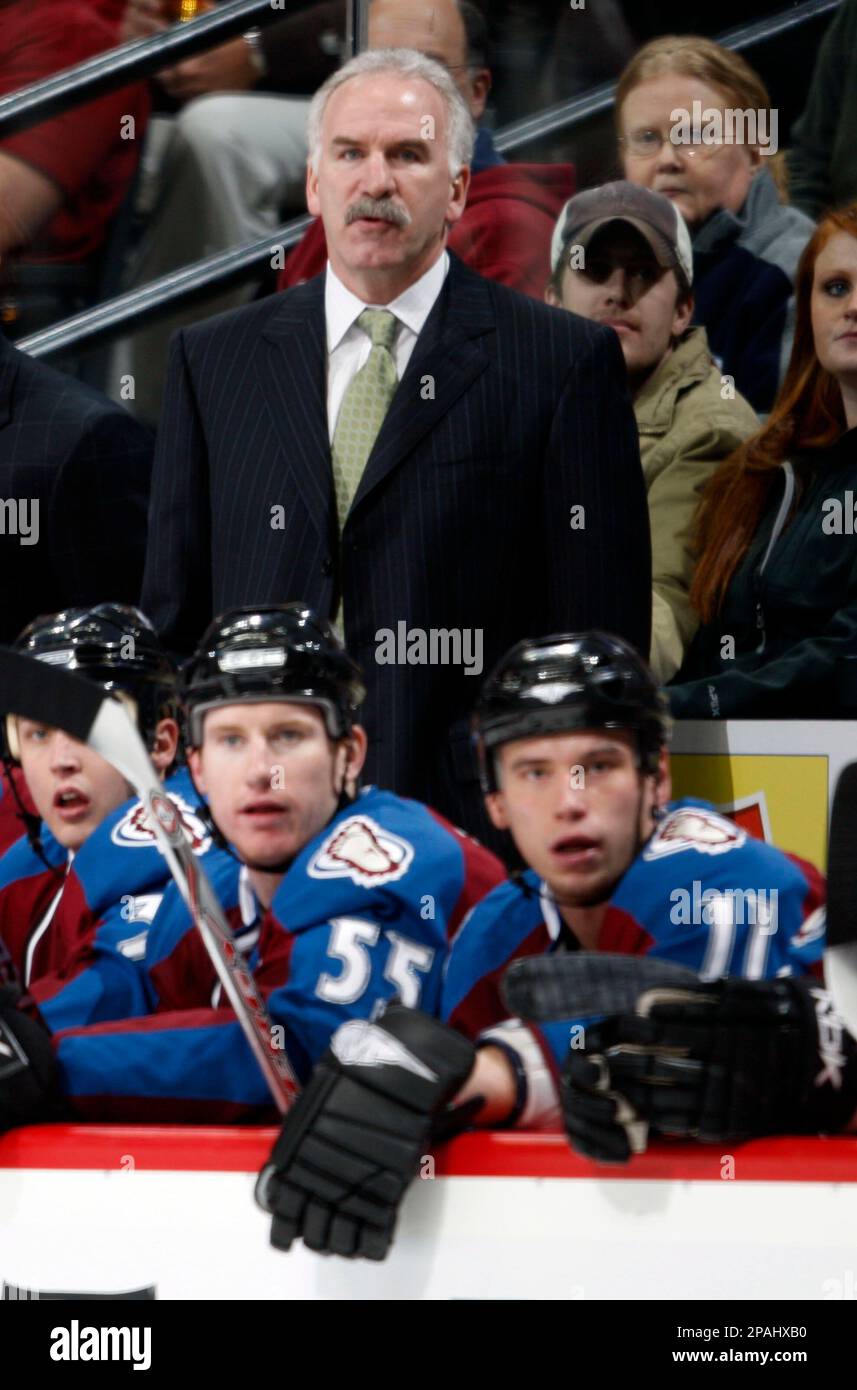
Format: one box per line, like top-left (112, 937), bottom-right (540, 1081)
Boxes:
top-left (667, 205), bottom-right (857, 719)
top-left (615, 35), bottom-right (814, 414)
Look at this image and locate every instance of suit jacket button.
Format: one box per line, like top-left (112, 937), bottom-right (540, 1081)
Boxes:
top-left (322, 558), bottom-right (333, 576)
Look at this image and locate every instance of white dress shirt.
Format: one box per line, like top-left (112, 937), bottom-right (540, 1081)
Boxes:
top-left (324, 251), bottom-right (450, 440)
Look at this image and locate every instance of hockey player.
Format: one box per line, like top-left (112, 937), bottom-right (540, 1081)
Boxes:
top-left (253, 632), bottom-right (844, 1259)
top-left (0, 604), bottom-right (230, 1025)
top-left (0, 604), bottom-right (504, 1125)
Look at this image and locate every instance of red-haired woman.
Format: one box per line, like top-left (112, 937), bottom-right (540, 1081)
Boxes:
top-left (669, 206), bottom-right (857, 718)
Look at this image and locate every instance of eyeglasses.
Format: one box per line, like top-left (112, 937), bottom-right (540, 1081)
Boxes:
top-left (619, 128), bottom-right (726, 161)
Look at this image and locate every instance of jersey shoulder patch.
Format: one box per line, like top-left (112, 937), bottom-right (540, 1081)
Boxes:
top-left (307, 815), bottom-right (414, 888)
top-left (109, 792), bottom-right (211, 855)
top-left (790, 904), bottom-right (827, 951)
top-left (643, 806), bottom-right (746, 860)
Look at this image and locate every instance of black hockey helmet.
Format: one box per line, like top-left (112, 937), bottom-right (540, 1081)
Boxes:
top-left (181, 603), bottom-right (366, 747)
top-left (473, 630), bottom-right (670, 792)
top-left (5, 603), bottom-right (177, 759)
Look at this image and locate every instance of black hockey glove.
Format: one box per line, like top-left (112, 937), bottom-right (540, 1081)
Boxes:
top-left (256, 1004), bottom-right (476, 1260)
top-left (561, 977), bottom-right (857, 1163)
top-left (0, 986), bottom-right (61, 1132)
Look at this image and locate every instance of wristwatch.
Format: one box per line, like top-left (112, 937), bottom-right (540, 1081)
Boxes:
top-left (243, 26), bottom-right (268, 80)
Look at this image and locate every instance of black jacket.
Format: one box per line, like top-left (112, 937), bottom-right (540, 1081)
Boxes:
top-left (691, 171), bottom-right (814, 416)
top-left (142, 252), bottom-right (651, 845)
top-left (669, 427), bottom-right (857, 718)
top-left (0, 337), bottom-right (153, 641)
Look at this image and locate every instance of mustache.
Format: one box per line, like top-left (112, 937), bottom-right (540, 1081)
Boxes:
top-left (345, 196), bottom-right (412, 228)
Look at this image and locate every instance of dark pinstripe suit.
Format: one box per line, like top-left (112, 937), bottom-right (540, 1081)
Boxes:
top-left (0, 336), bottom-right (153, 642)
top-left (142, 253), bottom-right (651, 846)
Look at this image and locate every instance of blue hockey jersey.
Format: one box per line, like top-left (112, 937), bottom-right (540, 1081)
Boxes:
top-left (0, 815), bottom-right (70, 986)
top-left (442, 799), bottom-right (826, 1071)
top-left (51, 786), bottom-right (505, 1121)
top-left (22, 767), bottom-right (239, 1028)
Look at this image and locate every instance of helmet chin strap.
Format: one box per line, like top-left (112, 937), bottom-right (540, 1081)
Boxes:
top-left (1, 755), bottom-right (65, 882)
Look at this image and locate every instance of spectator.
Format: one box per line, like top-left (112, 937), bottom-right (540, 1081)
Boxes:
top-left (0, 0), bottom-right (149, 336)
top-left (141, 49), bottom-right (650, 854)
top-left (0, 334), bottom-right (153, 641)
top-left (278, 0), bottom-right (573, 301)
top-left (789, 0), bottom-right (857, 221)
top-left (547, 182), bottom-right (758, 683)
top-left (119, 0), bottom-right (345, 266)
top-left (615, 35), bottom-right (813, 415)
top-left (669, 205), bottom-right (857, 719)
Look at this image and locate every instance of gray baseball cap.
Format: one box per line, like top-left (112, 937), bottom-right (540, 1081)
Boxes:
top-left (550, 181), bottom-right (694, 290)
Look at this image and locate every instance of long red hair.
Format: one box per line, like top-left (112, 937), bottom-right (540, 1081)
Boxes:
top-left (690, 205), bottom-right (856, 624)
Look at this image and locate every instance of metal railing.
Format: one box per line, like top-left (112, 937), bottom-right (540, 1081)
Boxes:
top-left (11, 0), bottom-right (841, 358)
top-left (493, 0), bottom-right (840, 155)
top-left (0, 0), bottom-right (294, 140)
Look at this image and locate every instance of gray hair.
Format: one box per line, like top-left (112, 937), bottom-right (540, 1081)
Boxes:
top-left (306, 48), bottom-right (475, 178)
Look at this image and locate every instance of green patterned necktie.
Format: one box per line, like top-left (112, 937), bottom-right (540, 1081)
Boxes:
top-left (331, 307), bottom-right (399, 532)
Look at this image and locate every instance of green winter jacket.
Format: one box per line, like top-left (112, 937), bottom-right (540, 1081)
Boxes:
top-left (635, 326), bottom-right (759, 683)
top-left (669, 427), bottom-right (857, 718)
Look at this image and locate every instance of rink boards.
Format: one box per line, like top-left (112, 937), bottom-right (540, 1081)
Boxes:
top-left (1, 1127), bottom-right (857, 1300)
top-left (2, 720), bottom-right (857, 1300)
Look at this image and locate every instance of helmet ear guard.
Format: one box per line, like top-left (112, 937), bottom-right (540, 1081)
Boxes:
top-left (4, 715), bottom-right (20, 765)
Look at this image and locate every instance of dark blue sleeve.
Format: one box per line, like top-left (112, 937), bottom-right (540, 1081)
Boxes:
top-left (263, 910), bottom-right (447, 1083)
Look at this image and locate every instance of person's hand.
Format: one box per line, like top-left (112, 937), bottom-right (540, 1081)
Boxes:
top-left (503, 954), bottom-right (857, 1163)
top-left (561, 977), bottom-right (857, 1163)
top-left (450, 1043), bottom-right (518, 1126)
top-left (120, 0), bottom-right (168, 44)
top-left (158, 38), bottom-right (258, 101)
top-left (256, 1005), bottom-right (476, 1260)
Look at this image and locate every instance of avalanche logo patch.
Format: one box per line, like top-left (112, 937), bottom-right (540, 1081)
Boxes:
top-left (644, 806), bottom-right (746, 859)
top-left (308, 815), bottom-right (414, 888)
top-left (110, 793), bottom-right (211, 856)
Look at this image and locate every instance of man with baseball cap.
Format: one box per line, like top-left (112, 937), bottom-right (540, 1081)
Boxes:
top-left (547, 181), bottom-right (758, 683)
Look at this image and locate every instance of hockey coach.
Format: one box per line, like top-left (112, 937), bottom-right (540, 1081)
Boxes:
top-left (142, 46), bottom-right (650, 849)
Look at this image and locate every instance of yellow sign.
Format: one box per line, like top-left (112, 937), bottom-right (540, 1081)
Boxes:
top-left (670, 753), bottom-right (829, 870)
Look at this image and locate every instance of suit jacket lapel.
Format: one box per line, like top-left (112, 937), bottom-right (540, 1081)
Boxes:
top-left (259, 275), bottom-right (332, 549)
top-left (350, 254), bottom-right (495, 515)
top-left (256, 257), bottom-right (496, 538)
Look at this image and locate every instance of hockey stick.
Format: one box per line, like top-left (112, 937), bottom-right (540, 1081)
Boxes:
top-left (0, 648), bottom-right (297, 1113)
top-left (824, 761), bottom-right (857, 1039)
top-left (502, 951), bottom-right (700, 1023)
